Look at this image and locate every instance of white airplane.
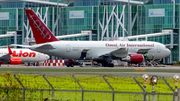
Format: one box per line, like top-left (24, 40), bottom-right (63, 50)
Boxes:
top-left (0, 45), bottom-right (49, 66)
top-left (24, 9), bottom-right (171, 67)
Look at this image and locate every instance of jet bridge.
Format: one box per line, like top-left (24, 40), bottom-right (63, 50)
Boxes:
top-left (0, 31), bottom-right (21, 47)
top-left (110, 29), bottom-right (177, 66)
top-left (127, 29), bottom-right (178, 65)
top-left (127, 29), bottom-right (178, 49)
top-left (56, 30), bottom-right (96, 40)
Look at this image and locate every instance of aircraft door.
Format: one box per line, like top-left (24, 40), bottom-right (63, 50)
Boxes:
top-left (66, 45), bottom-right (71, 52)
top-left (157, 45), bottom-right (161, 53)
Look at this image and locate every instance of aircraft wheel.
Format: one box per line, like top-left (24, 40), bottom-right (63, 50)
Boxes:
top-left (148, 64), bottom-right (153, 67)
top-left (110, 63), bottom-right (114, 67)
top-left (66, 65), bottom-right (70, 67)
top-left (107, 63), bottom-right (114, 67)
top-left (101, 63), bottom-right (106, 67)
top-left (106, 63), bottom-right (109, 67)
top-left (71, 64), bottom-right (74, 67)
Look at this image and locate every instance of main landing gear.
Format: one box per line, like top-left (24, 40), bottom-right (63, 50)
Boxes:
top-left (65, 59), bottom-right (114, 67)
top-left (101, 62), bottom-right (114, 67)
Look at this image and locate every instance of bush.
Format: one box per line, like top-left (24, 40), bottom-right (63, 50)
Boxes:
top-left (174, 61), bottom-right (180, 65)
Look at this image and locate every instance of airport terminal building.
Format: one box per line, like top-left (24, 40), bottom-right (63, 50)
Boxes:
top-left (0, 0), bottom-right (179, 64)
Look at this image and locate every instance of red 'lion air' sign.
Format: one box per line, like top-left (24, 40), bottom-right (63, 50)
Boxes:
top-left (11, 50), bottom-right (36, 57)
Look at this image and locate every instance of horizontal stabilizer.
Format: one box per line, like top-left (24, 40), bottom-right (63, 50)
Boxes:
top-left (33, 44), bottom-right (56, 50)
top-left (10, 44), bottom-right (31, 48)
top-left (0, 46), bottom-right (11, 61)
top-left (0, 54), bottom-right (10, 61)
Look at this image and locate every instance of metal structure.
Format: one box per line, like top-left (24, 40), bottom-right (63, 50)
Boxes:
top-left (127, 29), bottom-right (178, 64)
top-left (98, 5), bottom-right (133, 40)
top-left (0, 74), bottom-right (178, 101)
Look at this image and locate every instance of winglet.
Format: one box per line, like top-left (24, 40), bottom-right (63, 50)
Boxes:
top-left (25, 9), bottom-right (59, 44)
top-left (8, 45), bottom-right (13, 54)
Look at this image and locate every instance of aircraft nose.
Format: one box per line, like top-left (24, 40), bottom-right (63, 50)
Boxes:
top-left (166, 49), bottom-right (171, 56)
top-left (46, 55), bottom-right (50, 59)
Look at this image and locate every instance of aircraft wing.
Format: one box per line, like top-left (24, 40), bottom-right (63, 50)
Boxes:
top-left (137, 49), bottom-right (151, 54)
top-left (10, 44), bottom-right (31, 48)
top-left (110, 48), bottom-right (128, 58)
top-left (0, 54), bottom-right (10, 61)
top-left (0, 45), bottom-right (12, 61)
top-left (33, 44), bottom-right (56, 49)
top-left (16, 43), bottom-right (55, 50)
top-left (10, 44), bottom-right (55, 50)
top-left (100, 48), bottom-right (128, 58)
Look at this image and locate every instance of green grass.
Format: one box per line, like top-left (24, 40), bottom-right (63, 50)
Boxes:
top-left (0, 73), bottom-right (177, 101)
top-left (0, 68), bottom-right (180, 73)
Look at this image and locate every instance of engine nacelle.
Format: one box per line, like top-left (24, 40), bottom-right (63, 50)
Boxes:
top-left (10, 58), bottom-right (22, 64)
top-left (121, 54), bottom-right (144, 64)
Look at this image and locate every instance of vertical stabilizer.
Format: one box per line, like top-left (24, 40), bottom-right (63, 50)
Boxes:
top-left (8, 45), bottom-right (13, 54)
top-left (25, 9), bottom-right (59, 44)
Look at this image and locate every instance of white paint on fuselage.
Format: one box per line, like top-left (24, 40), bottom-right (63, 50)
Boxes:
top-left (30, 41), bottom-right (171, 60)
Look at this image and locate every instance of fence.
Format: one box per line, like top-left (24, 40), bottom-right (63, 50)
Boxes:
top-left (0, 73), bottom-right (179, 101)
top-left (39, 59), bottom-right (65, 66)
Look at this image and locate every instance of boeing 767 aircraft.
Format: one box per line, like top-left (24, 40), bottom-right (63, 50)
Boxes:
top-left (25, 9), bottom-right (171, 67)
top-left (0, 45), bottom-right (49, 66)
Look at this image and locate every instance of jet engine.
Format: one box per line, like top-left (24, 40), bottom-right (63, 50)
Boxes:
top-left (121, 54), bottom-right (144, 64)
top-left (9, 58), bottom-right (22, 64)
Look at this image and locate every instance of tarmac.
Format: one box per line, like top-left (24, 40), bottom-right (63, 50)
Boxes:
top-left (0, 64), bottom-right (180, 77)
top-left (0, 64), bottom-right (179, 69)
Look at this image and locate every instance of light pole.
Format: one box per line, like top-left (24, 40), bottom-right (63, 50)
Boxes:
top-left (173, 74), bottom-right (179, 101)
top-left (150, 75), bottom-right (158, 101)
top-left (142, 74), bottom-right (149, 101)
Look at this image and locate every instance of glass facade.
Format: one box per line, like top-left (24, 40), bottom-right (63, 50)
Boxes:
top-left (74, 0), bottom-right (99, 6)
top-left (0, 1), bottom-right (60, 46)
top-left (138, 5), bottom-right (175, 35)
top-left (1, 2), bottom-right (25, 8)
top-left (24, 2), bottom-right (55, 8)
top-left (60, 6), bottom-right (98, 41)
top-left (0, 9), bottom-right (23, 45)
top-left (136, 4), bottom-right (180, 62)
top-left (72, 0), bottom-right (143, 6)
top-left (0, 1), bottom-right (63, 8)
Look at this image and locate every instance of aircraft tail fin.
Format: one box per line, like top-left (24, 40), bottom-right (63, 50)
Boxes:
top-left (8, 45), bottom-right (13, 54)
top-left (25, 9), bottom-right (59, 44)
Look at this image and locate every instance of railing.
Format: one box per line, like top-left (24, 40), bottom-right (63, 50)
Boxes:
top-left (0, 73), bottom-right (179, 101)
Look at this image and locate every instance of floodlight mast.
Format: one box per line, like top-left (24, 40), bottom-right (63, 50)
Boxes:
top-left (151, 75), bottom-right (158, 90)
top-left (173, 74), bottom-right (179, 101)
top-left (150, 75), bottom-right (158, 101)
top-left (142, 74), bottom-right (149, 101)
top-left (142, 74), bottom-right (149, 88)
